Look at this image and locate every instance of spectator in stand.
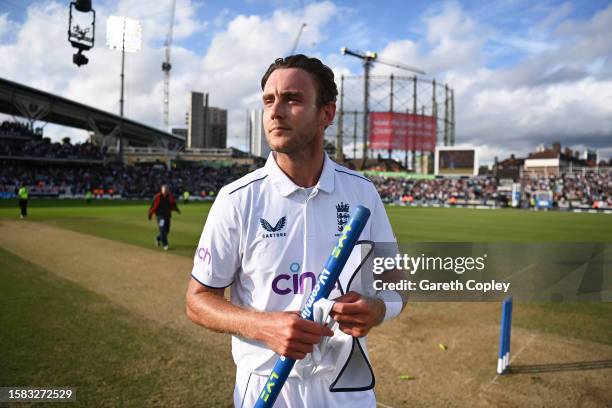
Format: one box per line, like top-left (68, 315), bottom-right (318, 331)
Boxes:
top-left (148, 184), bottom-right (180, 250)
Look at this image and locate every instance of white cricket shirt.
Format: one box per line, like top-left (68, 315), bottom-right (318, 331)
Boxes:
top-left (191, 152), bottom-right (396, 379)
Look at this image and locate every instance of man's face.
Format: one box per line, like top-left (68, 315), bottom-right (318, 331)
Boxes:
top-left (262, 68), bottom-right (334, 154)
top-left (161, 186), bottom-right (168, 195)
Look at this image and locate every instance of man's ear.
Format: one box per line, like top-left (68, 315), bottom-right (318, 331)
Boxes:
top-left (321, 102), bottom-right (336, 128)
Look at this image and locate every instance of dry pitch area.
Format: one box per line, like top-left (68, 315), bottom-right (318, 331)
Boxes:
top-left (1, 219), bottom-right (611, 407)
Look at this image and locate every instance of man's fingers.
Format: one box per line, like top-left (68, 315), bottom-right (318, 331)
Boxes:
top-left (284, 340), bottom-right (314, 354)
top-left (294, 318), bottom-right (334, 336)
top-left (287, 331), bottom-right (325, 345)
top-left (333, 291), bottom-right (361, 303)
top-left (338, 324), bottom-right (369, 338)
top-left (331, 299), bottom-right (368, 315)
top-left (333, 313), bottom-right (367, 325)
top-left (285, 351), bottom-right (307, 360)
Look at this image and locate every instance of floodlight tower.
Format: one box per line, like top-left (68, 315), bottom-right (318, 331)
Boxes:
top-left (106, 16), bottom-right (142, 159)
top-left (106, 16), bottom-right (142, 117)
top-left (162, 0), bottom-right (177, 131)
top-left (341, 47), bottom-right (426, 169)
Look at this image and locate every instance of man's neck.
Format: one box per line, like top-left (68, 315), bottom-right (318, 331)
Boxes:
top-left (274, 148), bottom-right (325, 188)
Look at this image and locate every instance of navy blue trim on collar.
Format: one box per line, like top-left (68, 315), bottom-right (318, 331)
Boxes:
top-left (229, 175), bottom-right (269, 195)
top-left (334, 169), bottom-right (372, 183)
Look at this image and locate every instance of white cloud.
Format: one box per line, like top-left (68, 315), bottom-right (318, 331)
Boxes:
top-left (416, 2), bottom-right (611, 161)
top-left (0, 12), bottom-right (19, 40)
top-left (1, 0), bottom-right (610, 162)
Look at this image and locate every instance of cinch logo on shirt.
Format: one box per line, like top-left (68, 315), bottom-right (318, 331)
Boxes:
top-left (272, 262), bottom-right (313, 294)
top-left (196, 247), bottom-right (212, 265)
top-left (272, 271), bottom-right (316, 295)
top-left (260, 216), bottom-right (287, 238)
top-left (272, 262), bottom-right (341, 296)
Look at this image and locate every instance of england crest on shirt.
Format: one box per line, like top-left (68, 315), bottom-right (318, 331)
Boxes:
top-left (336, 202), bottom-right (350, 232)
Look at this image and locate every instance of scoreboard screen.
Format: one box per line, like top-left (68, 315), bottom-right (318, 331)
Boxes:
top-left (436, 148), bottom-right (477, 176)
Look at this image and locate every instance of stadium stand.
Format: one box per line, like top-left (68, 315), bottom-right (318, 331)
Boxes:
top-left (0, 122), bottom-right (610, 209)
top-left (0, 161), bottom-right (251, 199)
top-left (0, 138), bottom-right (105, 161)
top-left (0, 120), bottom-right (43, 139)
top-left (372, 175), bottom-right (499, 206)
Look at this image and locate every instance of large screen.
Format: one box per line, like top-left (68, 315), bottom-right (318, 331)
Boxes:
top-left (436, 148), bottom-right (477, 175)
top-left (369, 112), bottom-right (437, 152)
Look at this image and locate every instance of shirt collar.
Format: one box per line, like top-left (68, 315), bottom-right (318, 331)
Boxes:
top-left (265, 151), bottom-right (336, 197)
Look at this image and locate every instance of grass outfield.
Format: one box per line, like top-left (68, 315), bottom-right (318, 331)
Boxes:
top-left (1, 200), bottom-right (611, 259)
top-left (0, 199), bottom-right (611, 406)
top-left (0, 246), bottom-right (232, 407)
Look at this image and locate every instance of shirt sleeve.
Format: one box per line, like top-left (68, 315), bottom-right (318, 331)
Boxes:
top-left (369, 183), bottom-right (398, 245)
top-left (191, 189), bottom-right (241, 288)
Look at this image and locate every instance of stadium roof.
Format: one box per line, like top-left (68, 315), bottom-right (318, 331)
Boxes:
top-left (0, 77), bottom-right (184, 148)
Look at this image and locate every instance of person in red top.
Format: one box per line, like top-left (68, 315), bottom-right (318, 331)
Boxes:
top-left (148, 185), bottom-right (180, 250)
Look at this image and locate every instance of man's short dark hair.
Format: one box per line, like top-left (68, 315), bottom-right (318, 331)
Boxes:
top-left (261, 54), bottom-right (338, 108)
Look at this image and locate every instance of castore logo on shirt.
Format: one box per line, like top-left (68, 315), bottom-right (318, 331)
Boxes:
top-left (260, 216), bottom-right (288, 238)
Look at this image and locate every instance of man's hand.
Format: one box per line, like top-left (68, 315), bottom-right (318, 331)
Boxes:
top-left (330, 291), bottom-right (385, 337)
top-left (256, 311), bottom-right (334, 360)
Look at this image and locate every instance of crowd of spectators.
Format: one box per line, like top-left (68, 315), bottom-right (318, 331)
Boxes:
top-left (0, 121), bottom-right (42, 139)
top-left (0, 138), bottom-right (105, 160)
top-left (0, 162), bottom-right (251, 198)
top-left (373, 176), bottom-right (499, 205)
top-left (1, 160), bottom-right (610, 208)
top-left (522, 172), bottom-right (612, 209)
top-left (0, 130), bottom-right (610, 209)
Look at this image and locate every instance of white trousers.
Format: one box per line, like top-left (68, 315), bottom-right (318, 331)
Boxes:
top-left (233, 367), bottom-right (376, 408)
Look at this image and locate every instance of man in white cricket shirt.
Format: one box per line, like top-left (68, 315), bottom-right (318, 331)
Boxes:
top-left (186, 55), bottom-right (406, 407)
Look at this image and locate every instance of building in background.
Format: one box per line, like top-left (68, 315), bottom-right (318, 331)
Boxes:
top-left (249, 109), bottom-right (270, 158)
top-left (187, 91), bottom-right (227, 149)
top-left (207, 107), bottom-right (227, 149)
top-left (583, 149), bottom-right (598, 163)
top-left (187, 92), bottom-right (204, 148)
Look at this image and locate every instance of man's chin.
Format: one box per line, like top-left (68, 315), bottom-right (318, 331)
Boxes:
top-left (270, 145), bottom-right (298, 155)
top-left (267, 139), bottom-right (298, 154)
top-left (267, 135), bottom-right (316, 155)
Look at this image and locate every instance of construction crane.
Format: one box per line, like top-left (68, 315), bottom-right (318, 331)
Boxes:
top-left (161, 0), bottom-right (176, 132)
top-left (341, 48), bottom-right (425, 75)
top-left (290, 23), bottom-right (307, 55)
top-left (341, 47), bottom-right (426, 168)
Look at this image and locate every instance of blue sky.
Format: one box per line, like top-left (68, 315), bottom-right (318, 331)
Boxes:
top-left (1, 0), bottom-right (611, 162)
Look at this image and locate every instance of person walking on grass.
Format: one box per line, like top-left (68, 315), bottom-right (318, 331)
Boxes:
top-left (148, 184), bottom-right (180, 250)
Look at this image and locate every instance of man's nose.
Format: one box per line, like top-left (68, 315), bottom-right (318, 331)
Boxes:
top-left (269, 99), bottom-right (285, 119)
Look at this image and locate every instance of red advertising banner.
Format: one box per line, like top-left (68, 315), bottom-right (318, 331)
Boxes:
top-left (369, 112), bottom-right (437, 151)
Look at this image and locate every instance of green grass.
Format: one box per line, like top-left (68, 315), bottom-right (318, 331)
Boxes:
top-left (1, 201), bottom-right (610, 262)
top-left (515, 302), bottom-right (612, 345)
top-left (0, 199), bottom-right (208, 258)
top-left (385, 206), bottom-right (612, 242)
top-left (0, 247), bottom-right (233, 407)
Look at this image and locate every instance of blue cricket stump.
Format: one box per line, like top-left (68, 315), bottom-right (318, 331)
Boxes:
top-left (497, 297), bottom-right (513, 374)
